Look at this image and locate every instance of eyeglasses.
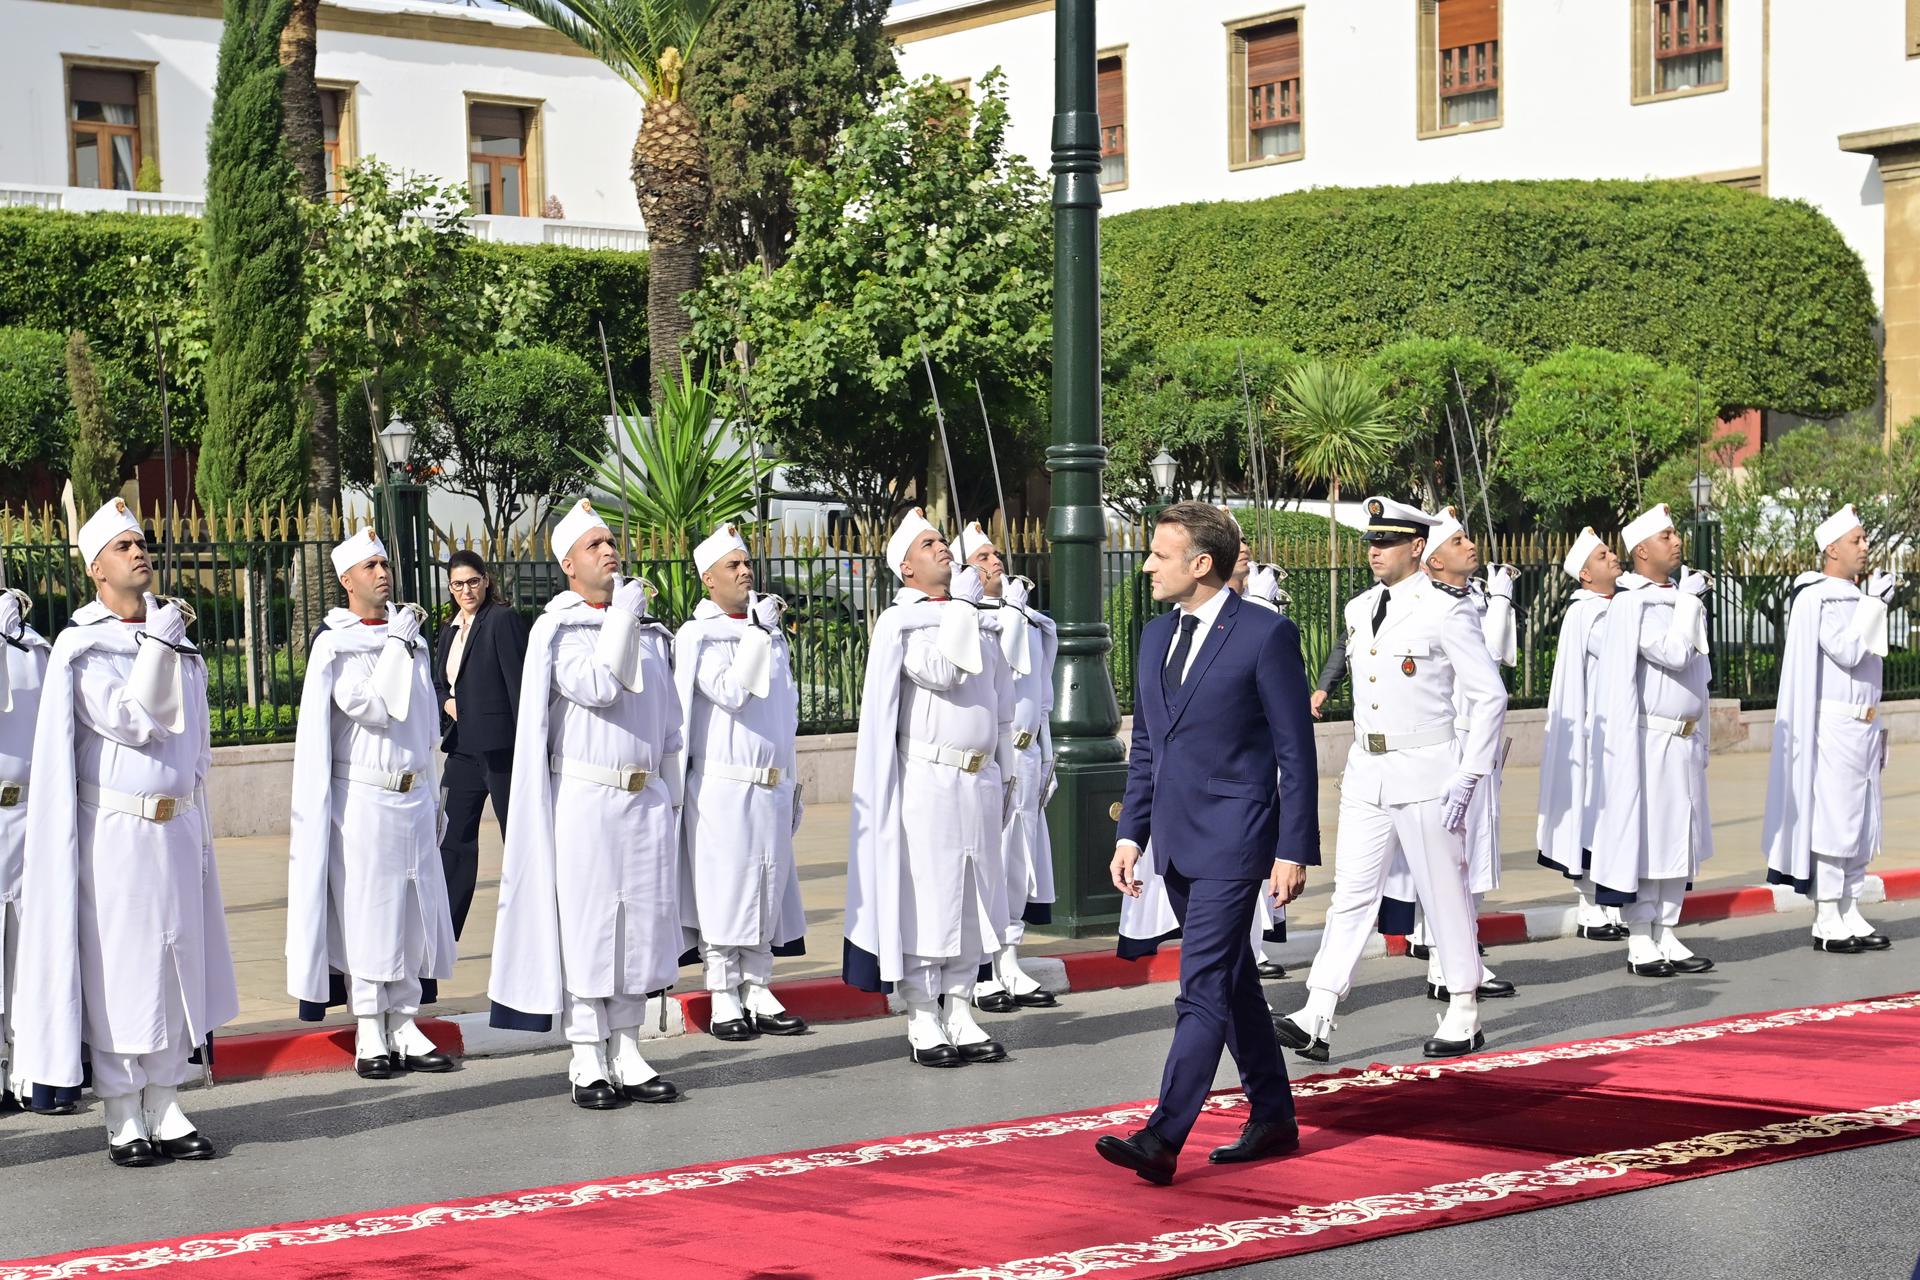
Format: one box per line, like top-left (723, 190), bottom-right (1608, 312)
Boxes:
top-left (449, 577), bottom-right (486, 592)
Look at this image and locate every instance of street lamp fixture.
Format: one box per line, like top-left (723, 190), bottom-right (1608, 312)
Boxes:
top-left (378, 416), bottom-right (417, 470)
top-left (1149, 448), bottom-right (1177, 500)
top-left (1688, 464), bottom-right (1712, 513)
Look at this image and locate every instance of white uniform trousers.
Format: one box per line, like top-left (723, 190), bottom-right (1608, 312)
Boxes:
top-left (899, 865), bottom-right (994, 1002)
top-left (1622, 876), bottom-right (1686, 928)
top-left (563, 991), bottom-right (652, 1045)
top-left (703, 942), bottom-right (773, 993)
top-left (2, 901), bottom-right (18, 1088)
top-left (91, 967), bottom-right (196, 1100)
top-left (1307, 789), bottom-right (1480, 999)
top-left (350, 974), bottom-right (422, 1020)
top-left (1813, 854), bottom-right (1866, 903)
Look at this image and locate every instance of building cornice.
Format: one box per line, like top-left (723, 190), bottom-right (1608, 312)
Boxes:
top-left (888, 0), bottom-right (1052, 45)
top-left (31, 0), bottom-right (596, 60)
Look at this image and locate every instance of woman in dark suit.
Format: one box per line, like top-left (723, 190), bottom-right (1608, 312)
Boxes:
top-left (433, 550), bottom-right (530, 938)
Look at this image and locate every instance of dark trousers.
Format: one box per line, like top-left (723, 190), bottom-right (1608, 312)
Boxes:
top-left (439, 747), bottom-right (512, 939)
top-left (1147, 866), bottom-right (1295, 1149)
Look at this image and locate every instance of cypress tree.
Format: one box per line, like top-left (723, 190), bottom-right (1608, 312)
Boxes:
top-left (65, 330), bottom-right (123, 513)
top-left (199, 0), bottom-right (307, 511)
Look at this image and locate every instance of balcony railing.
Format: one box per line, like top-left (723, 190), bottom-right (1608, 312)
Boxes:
top-left (0, 183), bottom-right (206, 217)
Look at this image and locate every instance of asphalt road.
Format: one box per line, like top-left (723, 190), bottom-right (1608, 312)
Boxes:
top-left (5, 902), bottom-right (1920, 1277)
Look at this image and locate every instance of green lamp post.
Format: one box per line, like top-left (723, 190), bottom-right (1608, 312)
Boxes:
top-left (1043, 0), bottom-right (1130, 937)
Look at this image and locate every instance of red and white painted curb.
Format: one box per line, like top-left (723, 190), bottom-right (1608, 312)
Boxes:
top-left (210, 868), bottom-right (1920, 1082)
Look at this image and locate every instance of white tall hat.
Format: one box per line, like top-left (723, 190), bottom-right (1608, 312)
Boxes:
top-left (887, 507), bottom-right (939, 581)
top-left (76, 497), bottom-right (142, 565)
top-left (330, 525), bottom-right (388, 577)
top-left (1562, 527), bottom-right (1605, 581)
top-left (957, 520), bottom-right (996, 563)
top-left (694, 521), bottom-right (749, 575)
top-left (550, 498), bottom-right (611, 566)
top-left (1620, 503), bottom-right (1674, 555)
top-left (1424, 506), bottom-right (1465, 555)
top-left (1814, 504), bottom-right (1862, 553)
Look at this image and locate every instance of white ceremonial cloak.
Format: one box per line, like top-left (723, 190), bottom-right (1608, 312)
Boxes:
top-left (287, 609), bottom-right (454, 1014)
top-left (674, 600), bottom-right (806, 954)
top-left (843, 590), bottom-right (1013, 991)
top-left (489, 594), bottom-right (683, 1028)
top-left (1535, 591), bottom-right (1610, 878)
top-left (1762, 575), bottom-right (1887, 892)
top-left (13, 602), bottom-right (237, 1090)
top-left (0, 624), bottom-right (50, 1031)
top-left (999, 602), bottom-right (1059, 933)
top-left (1588, 577), bottom-right (1713, 896)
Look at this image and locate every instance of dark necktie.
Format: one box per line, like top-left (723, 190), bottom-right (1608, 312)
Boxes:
top-left (1371, 589), bottom-right (1390, 634)
top-left (1163, 614), bottom-right (1201, 699)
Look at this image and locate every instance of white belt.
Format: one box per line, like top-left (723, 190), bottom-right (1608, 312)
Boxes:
top-left (332, 763), bottom-right (422, 793)
top-left (1640, 713), bottom-right (1699, 738)
top-left (78, 782), bottom-right (196, 823)
top-left (0, 780), bottom-right (23, 808)
top-left (1358, 725), bottom-right (1456, 755)
top-left (693, 758), bottom-right (783, 787)
top-left (899, 736), bottom-right (990, 774)
top-left (1013, 725), bottom-right (1040, 750)
top-left (551, 754), bottom-right (653, 793)
top-left (1820, 699), bottom-right (1879, 723)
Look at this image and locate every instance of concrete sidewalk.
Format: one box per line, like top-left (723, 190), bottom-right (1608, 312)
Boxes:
top-left (213, 743), bottom-right (1920, 1035)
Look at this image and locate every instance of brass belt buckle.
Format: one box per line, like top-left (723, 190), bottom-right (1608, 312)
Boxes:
top-left (1013, 730), bottom-right (1035, 750)
top-left (962, 751), bottom-right (986, 774)
top-left (151, 796), bottom-right (177, 822)
top-left (1365, 733), bottom-right (1387, 754)
top-left (1865, 706), bottom-right (1878, 724)
top-left (396, 772), bottom-right (416, 793)
top-left (1678, 719), bottom-right (1697, 739)
top-left (765, 766), bottom-right (781, 787)
top-left (0, 783), bottom-right (18, 807)
top-left (625, 769), bottom-right (649, 793)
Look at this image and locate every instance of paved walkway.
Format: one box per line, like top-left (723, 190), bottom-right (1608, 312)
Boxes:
top-left (214, 744), bottom-right (1920, 1033)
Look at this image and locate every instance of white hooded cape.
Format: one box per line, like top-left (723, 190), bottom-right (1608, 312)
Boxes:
top-left (1535, 590), bottom-right (1609, 877)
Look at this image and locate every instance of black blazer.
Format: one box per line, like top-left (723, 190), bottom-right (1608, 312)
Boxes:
top-left (433, 600), bottom-right (531, 756)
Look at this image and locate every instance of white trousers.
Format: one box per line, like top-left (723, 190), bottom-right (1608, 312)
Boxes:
top-left (703, 942), bottom-right (773, 993)
top-left (563, 992), bottom-right (651, 1045)
top-left (1308, 789), bottom-right (1480, 999)
top-left (1, 901), bottom-right (16, 1077)
top-left (350, 974), bottom-right (422, 1020)
top-left (1622, 876), bottom-right (1686, 928)
top-left (900, 872), bottom-right (987, 1003)
top-left (1813, 852), bottom-right (1869, 902)
top-left (93, 968), bottom-right (196, 1100)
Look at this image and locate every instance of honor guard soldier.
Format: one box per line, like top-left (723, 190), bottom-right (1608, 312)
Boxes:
top-left (1276, 497), bottom-right (1507, 1061)
top-left (0, 583), bottom-right (49, 1110)
top-left (1763, 505), bottom-right (1895, 953)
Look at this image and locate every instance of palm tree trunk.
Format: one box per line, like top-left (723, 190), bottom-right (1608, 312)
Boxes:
top-left (630, 91), bottom-right (711, 405)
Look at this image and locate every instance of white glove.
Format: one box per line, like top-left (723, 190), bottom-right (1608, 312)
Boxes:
top-left (1484, 565), bottom-right (1515, 601)
top-left (1866, 571), bottom-right (1897, 603)
top-left (791, 783), bottom-right (805, 836)
top-left (0, 589), bottom-right (22, 642)
top-left (612, 576), bottom-right (650, 617)
top-left (951, 565), bottom-right (985, 605)
top-left (1440, 773), bottom-right (1479, 833)
top-left (751, 592), bottom-right (785, 629)
top-left (934, 599), bottom-right (983, 674)
top-left (1002, 576), bottom-right (1033, 610)
top-left (1677, 569), bottom-right (1711, 597)
top-left (728, 623), bottom-right (773, 699)
top-left (1245, 563), bottom-right (1281, 607)
top-left (144, 594), bottom-right (187, 648)
top-left (386, 603), bottom-right (422, 647)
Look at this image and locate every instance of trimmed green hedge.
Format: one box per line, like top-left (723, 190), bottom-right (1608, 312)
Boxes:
top-left (0, 207), bottom-right (651, 399)
top-left (1102, 180), bottom-right (1879, 419)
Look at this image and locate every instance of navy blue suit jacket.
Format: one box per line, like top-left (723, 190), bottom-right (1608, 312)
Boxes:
top-left (1118, 591), bottom-right (1320, 880)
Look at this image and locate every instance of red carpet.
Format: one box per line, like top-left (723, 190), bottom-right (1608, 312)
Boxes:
top-left (10, 994), bottom-right (1920, 1280)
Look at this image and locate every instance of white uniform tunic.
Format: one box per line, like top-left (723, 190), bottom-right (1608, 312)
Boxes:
top-left (677, 602), bottom-right (805, 954)
top-left (1535, 592), bottom-right (1610, 879)
top-left (1807, 596), bottom-right (1883, 860)
top-left (0, 625), bottom-right (49, 1085)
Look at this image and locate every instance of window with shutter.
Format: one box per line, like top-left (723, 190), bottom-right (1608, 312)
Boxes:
top-left (68, 66), bottom-right (142, 190)
top-left (469, 102), bottom-right (529, 216)
top-left (1227, 11), bottom-right (1304, 168)
top-left (1653, 0), bottom-right (1725, 93)
top-left (1435, 0), bottom-right (1499, 128)
top-left (1098, 55), bottom-right (1127, 188)
top-left (320, 89), bottom-right (345, 197)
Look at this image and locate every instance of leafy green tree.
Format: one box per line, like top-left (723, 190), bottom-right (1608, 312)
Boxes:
top-left (1364, 336), bottom-right (1522, 525)
top-left (199, 0), bottom-right (308, 511)
top-left (404, 345), bottom-right (606, 543)
top-left (687, 0), bottom-right (895, 270)
top-left (1274, 360), bottom-right (1396, 637)
top-left (1503, 346), bottom-right (1712, 525)
top-left (65, 331), bottom-right (124, 513)
top-left (689, 72), bottom-right (1051, 533)
top-left (0, 328), bottom-right (70, 487)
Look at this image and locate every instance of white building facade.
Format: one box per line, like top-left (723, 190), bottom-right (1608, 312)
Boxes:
top-left (891, 0), bottom-right (1920, 429)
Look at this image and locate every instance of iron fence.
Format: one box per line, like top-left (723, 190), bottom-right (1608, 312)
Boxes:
top-left (3, 507), bottom-right (1913, 746)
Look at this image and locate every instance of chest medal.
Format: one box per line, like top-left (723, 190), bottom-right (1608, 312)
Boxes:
top-left (1402, 656), bottom-right (1417, 677)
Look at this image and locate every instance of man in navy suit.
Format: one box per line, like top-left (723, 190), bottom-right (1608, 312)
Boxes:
top-left (1096, 502), bottom-right (1320, 1185)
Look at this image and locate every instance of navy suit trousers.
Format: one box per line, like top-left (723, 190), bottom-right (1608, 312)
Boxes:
top-left (1147, 868), bottom-right (1295, 1148)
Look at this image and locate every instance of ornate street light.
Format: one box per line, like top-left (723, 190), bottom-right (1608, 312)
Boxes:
top-left (1149, 449), bottom-right (1177, 502)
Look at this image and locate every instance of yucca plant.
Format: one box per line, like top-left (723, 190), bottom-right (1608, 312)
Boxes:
top-left (1275, 360), bottom-right (1398, 638)
top-left (499, 0), bottom-right (717, 401)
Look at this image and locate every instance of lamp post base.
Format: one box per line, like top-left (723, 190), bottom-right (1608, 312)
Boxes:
top-left (1038, 754), bottom-right (1131, 938)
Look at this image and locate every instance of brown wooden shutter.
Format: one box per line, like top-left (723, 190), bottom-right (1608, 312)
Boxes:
top-left (1437, 0), bottom-right (1498, 49)
top-left (1097, 57), bottom-right (1124, 130)
top-left (70, 67), bottom-right (138, 108)
top-left (1245, 20), bottom-right (1301, 87)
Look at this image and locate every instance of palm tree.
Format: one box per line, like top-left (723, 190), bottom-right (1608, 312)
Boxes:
top-left (1275, 360), bottom-right (1397, 641)
top-left (502, 0), bottom-right (717, 402)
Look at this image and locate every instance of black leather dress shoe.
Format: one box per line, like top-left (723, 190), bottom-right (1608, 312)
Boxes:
top-left (570, 1079), bottom-right (623, 1110)
top-left (1012, 989), bottom-right (1059, 1008)
top-left (1667, 955), bottom-right (1714, 974)
top-left (1425, 979), bottom-right (1517, 1000)
top-left (1255, 960), bottom-right (1288, 980)
top-left (710, 1018), bottom-right (758, 1041)
top-left (620, 1077), bottom-right (680, 1104)
top-left (109, 1137), bottom-right (162, 1168)
top-left (355, 1054), bottom-right (397, 1080)
top-left (1406, 943), bottom-right (1432, 961)
top-left (1813, 936), bottom-right (1864, 954)
top-left (1095, 1126), bottom-right (1178, 1186)
top-left (0, 1089), bottom-right (19, 1113)
top-left (1628, 959), bottom-right (1677, 977)
top-left (1208, 1120), bottom-right (1301, 1164)
top-left (155, 1131), bottom-right (215, 1160)
top-left (1272, 1015), bottom-right (1330, 1063)
top-left (1576, 923), bottom-right (1629, 942)
top-left (910, 1044), bottom-right (963, 1068)
top-left (1423, 1028), bottom-right (1486, 1059)
top-left (1853, 933), bottom-right (1893, 951)
top-left (957, 1039), bottom-right (1008, 1064)
top-left (400, 1050), bottom-right (456, 1073)
top-left (971, 990), bottom-right (1016, 1014)
top-left (749, 1010), bottom-right (810, 1035)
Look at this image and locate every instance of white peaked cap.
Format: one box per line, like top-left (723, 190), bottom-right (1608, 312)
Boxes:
top-left (1425, 506), bottom-right (1465, 553)
top-left (330, 525), bottom-right (388, 577)
top-left (1620, 503), bottom-right (1674, 554)
top-left (1361, 496), bottom-right (1437, 542)
top-left (958, 520), bottom-right (996, 563)
top-left (76, 497), bottom-right (142, 565)
top-left (550, 498), bottom-right (610, 566)
top-left (694, 521), bottom-right (749, 574)
top-left (1815, 504), bottom-right (1862, 553)
top-left (1562, 527), bottom-right (1605, 582)
top-left (887, 507), bottom-right (938, 580)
